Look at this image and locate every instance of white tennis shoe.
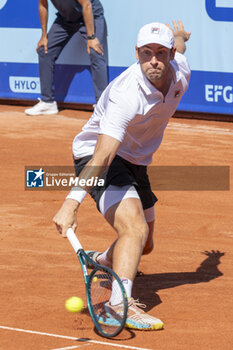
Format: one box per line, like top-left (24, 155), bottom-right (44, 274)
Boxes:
top-left (25, 98), bottom-right (58, 116)
top-left (99, 298), bottom-right (164, 330)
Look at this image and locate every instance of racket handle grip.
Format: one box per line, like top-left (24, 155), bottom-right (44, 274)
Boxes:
top-left (67, 228), bottom-right (83, 253)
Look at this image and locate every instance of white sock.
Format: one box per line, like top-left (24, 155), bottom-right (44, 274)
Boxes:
top-left (97, 248), bottom-right (112, 267)
top-left (110, 278), bottom-right (133, 306)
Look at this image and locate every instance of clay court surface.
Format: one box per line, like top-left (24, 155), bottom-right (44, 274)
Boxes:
top-left (0, 104), bottom-right (232, 350)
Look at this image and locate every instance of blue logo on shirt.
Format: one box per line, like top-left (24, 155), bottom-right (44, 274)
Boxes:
top-left (0, 0), bottom-right (41, 28)
top-left (26, 169), bottom-right (45, 188)
top-left (206, 0), bottom-right (233, 22)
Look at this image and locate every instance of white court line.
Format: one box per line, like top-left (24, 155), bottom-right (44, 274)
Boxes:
top-left (0, 325), bottom-right (153, 350)
top-left (51, 345), bottom-right (91, 350)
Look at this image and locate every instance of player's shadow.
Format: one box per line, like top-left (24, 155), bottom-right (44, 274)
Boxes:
top-left (133, 250), bottom-right (225, 312)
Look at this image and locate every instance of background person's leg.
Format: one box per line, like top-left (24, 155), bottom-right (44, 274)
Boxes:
top-left (80, 16), bottom-right (108, 102)
top-left (39, 16), bottom-right (77, 102)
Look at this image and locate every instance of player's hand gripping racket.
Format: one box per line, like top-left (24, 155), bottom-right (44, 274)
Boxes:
top-left (66, 228), bottom-right (128, 338)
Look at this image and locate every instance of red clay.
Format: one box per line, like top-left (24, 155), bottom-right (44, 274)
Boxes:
top-left (0, 104), bottom-right (232, 350)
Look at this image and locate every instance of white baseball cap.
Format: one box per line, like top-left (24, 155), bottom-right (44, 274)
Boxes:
top-left (137, 22), bottom-right (174, 49)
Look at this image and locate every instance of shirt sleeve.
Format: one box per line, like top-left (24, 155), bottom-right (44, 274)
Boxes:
top-left (99, 85), bottom-right (140, 142)
top-left (175, 51), bottom-right (191, 84)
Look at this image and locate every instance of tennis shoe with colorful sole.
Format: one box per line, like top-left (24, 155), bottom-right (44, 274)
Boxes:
top-left (97, 298), bottom-right (164, 330)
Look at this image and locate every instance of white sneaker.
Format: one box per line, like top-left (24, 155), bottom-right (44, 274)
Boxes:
top-left (125, 298), bottom-right (164, 330)
top-left (25, 98), bottom-right (58, 116)
top-left (98, 298), bottom-right (164, 330)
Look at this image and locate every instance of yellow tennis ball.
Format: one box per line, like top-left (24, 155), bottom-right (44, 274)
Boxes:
top-left (65, 297), bottom-right (84, 313)
top-left (93, 276), bottom-right (98, 282)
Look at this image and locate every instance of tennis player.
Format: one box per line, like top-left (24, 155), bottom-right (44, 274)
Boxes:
top-left (54, 20), bottom-right (191, 330)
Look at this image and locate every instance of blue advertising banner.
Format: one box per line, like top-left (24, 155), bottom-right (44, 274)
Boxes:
top-left (0, 0), bottom-right (233, 114)
top-left (0, 0), bottom-right (40, 28)
top-left (206, 0), bottom-right (233, 22)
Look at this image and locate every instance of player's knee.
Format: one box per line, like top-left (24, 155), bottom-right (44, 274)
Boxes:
top-left (121, 220), bottom-right (149, 247)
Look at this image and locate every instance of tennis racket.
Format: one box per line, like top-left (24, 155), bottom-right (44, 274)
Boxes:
top-left (66, 228), bottom-right (128, 338)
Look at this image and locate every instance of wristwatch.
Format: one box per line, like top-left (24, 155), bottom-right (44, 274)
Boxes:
top-left (87, 34), bottom-right (96, 40)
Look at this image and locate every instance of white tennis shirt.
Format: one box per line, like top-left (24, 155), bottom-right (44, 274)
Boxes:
top-left (73, 52), bottom-right (191, 165)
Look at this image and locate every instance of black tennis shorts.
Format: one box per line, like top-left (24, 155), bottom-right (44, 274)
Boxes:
top-left (73, 155), bottom-right (157, 211)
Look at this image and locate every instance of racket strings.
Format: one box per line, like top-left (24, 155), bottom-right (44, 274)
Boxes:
top-left (89, 268), bottom-right (127, 336)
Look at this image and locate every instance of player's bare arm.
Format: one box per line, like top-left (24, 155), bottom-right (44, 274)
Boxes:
top-left (37, 0), bottom-right (49, 53)
top-left (78, 0), bottom-right (103, 55)
top-left (166, 20), bottom-right (191, 54)
top-left (53, 134), bottom-right (121, 236)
